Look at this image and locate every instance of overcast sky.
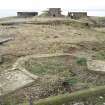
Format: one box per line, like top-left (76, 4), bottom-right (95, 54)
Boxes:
top-left (0, 0), bottom-right (105, 17)
top-left (0, 0), bottom-right (104, 10)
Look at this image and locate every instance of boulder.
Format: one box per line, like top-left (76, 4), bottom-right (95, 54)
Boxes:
top-left (87, 60), bottom-right (105, 73)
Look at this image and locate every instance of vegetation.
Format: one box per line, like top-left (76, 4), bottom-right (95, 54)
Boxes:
top-left (1, 16), bottom-right (105, 105)
top-left (94, 51), bottom-right (105, 60)
top-left (76, 57), bottom-right (87, 66)
top-left (25, 56), bottom-right (71, 76)
top-left (20, 85), bottom-right (105, 105)
top-left (39, 10), bottom-right (49, 17)
top-left (64, 78), bottom-right (77, 85)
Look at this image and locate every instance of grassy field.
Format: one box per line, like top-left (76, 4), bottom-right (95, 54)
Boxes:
top-left (1, 16), bottom-right (105, 104)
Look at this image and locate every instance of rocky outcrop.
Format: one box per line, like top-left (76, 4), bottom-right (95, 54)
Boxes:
top-left (87, 60), bottom-right (105, 73)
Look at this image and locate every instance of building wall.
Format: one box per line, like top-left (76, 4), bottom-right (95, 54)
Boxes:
top-left (17, 12), bottom-right (38, 17)
top-left (48, 8), bottom-right (62, 17)
top-left (68, 12), bottom-right (87, 19)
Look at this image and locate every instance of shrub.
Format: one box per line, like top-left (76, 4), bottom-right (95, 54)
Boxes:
top-left (76, 58), bottom-right (87, 66)
top-left (64, 78), bottom-right (77, 85)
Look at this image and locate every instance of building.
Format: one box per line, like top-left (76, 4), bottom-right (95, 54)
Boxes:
top-left (68, 12), bottom-right (87, 19)
top-left (17, 12), bottom-right (38, 17)
top-left (48, 8), bottom-right (62, 17)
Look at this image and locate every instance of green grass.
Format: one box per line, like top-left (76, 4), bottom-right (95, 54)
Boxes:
top-left (94, 51), bottom-right (105, 60)
top-left (25, 56), bottom-right (71, 76)
top-left (64, 78), bottom-right (78, 85)
top-left (76, 57), bottom-right (87, 66)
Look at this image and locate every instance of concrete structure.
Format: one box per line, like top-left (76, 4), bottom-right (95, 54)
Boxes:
top-left (0, 54), bottom-right (38, 96)
top-left (17, 12), bottom-right (38, 17)
top-left (87, 60), bottom-right (105, 73)
top-left (68, 12), bottom-right (87, 19)
top-left (48, 8), bottom-right (62, 17)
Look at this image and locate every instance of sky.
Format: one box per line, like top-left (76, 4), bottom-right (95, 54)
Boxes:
top-left (0, 0), bottom-right (105, 17)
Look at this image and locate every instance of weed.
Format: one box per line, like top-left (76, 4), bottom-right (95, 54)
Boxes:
top-left (76, 58), bottom-right (87, 66)
top-left (25, 56), bottom-right (71, 76)
top-left (94, 51), bottom-right (105, 60)
top-left (64, 78), bottom-right (77, 85)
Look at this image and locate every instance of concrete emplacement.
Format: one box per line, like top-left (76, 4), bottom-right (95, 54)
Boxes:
top-left (48, 8), bottom-right (62, 17)
top-left (17, 12), bottom-right (38, 17)
top-left (68, 12), bottom-right (87, 19)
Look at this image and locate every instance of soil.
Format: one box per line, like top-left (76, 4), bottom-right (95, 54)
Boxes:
top-left (0, 17), bottom-right (105, 105)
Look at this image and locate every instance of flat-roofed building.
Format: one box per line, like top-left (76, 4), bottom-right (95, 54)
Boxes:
top-left (48, 8), bottom-right (62, 17)
top-left (68, 12), bottom-right (87, 19)
top-left (17, 12), bottom-right (38, 17)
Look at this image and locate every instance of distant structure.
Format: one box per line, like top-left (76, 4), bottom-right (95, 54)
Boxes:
top-left (48, 8), bottom-right (62, 17)
top-left (17, 12), bottom-right (38, 17)
top-left (68, 12), bottom-right (87, 19)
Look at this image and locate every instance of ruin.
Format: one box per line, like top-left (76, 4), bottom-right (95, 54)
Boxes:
top-left (17, 12), bottom-right (38, 17)
top-left (68, 12), bottom-right (87, 19)
top-left (48, 8), bottom-right (62, 17)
